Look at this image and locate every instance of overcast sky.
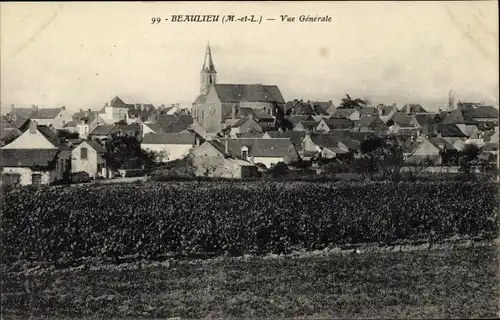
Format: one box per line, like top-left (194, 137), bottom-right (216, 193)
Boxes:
top-left (1, 1), bottom-right (498, 113)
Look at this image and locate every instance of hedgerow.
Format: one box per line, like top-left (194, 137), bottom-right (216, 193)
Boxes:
top-left (1, 180), bottom-right (497, 264)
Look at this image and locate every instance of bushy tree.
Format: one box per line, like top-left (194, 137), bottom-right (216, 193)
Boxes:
top-left (104, 134), bottom-right (154, 170)
top-left (337, 94), bottom-right (367, 110)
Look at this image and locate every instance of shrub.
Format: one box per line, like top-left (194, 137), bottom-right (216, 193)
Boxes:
top-left (1, 180), bottom-right (497, 265)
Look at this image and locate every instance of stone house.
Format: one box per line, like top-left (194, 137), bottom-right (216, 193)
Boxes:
top-left (7, 105), bottom-right (72, 130)
top-left (190, 140), bottom-right (259, 178)
top-left (71, 140), bottom-right (109, 178)
top-left (141, 131), bottom-right (203, 163)
top-left (293, 121), bottom-right (319, 133)
top-left (229, 116), bottom-right (263, 137)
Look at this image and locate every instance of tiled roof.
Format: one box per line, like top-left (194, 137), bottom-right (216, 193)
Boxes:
top-left (393, 128), bottom-right (420, 136)
top-left (0, 149), bottom-right (59, 167)
top-left (441, 108), bottom-right (477, 125)
top-left (427, 137), bottom-right (456, 151)
top-left (400, 104), bottom-right (427, 114)
top-left (127, 108), bottom-right (157, 121)
top-left (377, 104), bottom-right (398, 116)
top-left (296, 121), bottom-right (319, 129)
top-left (37, 125), bottom-right (62, 147)
top-left (189, 122), bottom-right (206, 137)
top-left (206, 140), bottom-right (245, 160)
top-left (355, 115), bottom-right (385, 128)
top-left (461, 104), bottom-right (499, 118)
top-left (89, 124), bottom-right (117, 136)
top-left (437, 123), bottom-right (467, 137)
top-left (64, 121), bottom-right (77, 128)
top-left (413, 113), bottom-right (438, 126)
top-left (332, 109), bottom-right (358, 118)
top-left (322, 118), bottom-right (354, 129)
top-left (213, 84), bottom-right (285, 104)
top-left (110, 96), bottom-right (133, 108)
top-left (222, 138), bottom-right (296, 157)
top-left (142, 132), bottom-right (197, 145)
top-left (309, 134), bottom-right (343, 149)
top-left (264, 131), bottom-right (306, 149)
top-left (9, 107), bottom-right (62, 119)
top-left (84, 140), bottom-right (106, 153)
top-left (358, 107), bottom-right (378, 116)
top-left (154, 115), bottom-right (193, 133)
top-left (72, 110), bottom-right (99, 123)
top-left (285, 115), bottom-right (314, 124)
top-left (231, 118), bottom-right (250, 128)
top-left (391, 112), bottom-right (415, 127)
top-left (482, 142), bottom-right (498, 152)
top-left (235, 132), bottom-right (265, 138)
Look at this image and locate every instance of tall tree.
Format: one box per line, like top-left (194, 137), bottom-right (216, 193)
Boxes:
top-left (337, 94), bottom-right (367, 110)
top-left (104, 134), bottom-right (155, 170)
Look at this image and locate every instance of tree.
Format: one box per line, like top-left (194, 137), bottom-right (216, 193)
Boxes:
top-left (337, 94), bottom-right (367, 110)
top-left (104, 134), bottom-right (154, 170)
top-left (458, 143), bottom-right (481, 175)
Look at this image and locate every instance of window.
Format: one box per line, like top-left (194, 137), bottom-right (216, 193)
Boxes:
top-left (81, 147), bottom-right (88, 160)
top-left (31, 174), bottom-right (42, 186)
top-left (241, 150), bottom-right (248, 159)
top-left (202, 110), bottom-right (204, 119)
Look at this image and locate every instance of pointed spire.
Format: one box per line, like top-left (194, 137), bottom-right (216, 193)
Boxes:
top-left (202, 42), bottom-right (216, 73)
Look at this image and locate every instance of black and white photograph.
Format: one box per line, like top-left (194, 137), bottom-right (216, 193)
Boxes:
top-left (1, 1), bottom-right (499, 319)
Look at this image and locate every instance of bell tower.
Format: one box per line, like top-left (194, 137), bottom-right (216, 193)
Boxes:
top-left (200, 42), bottom-right (217, 95)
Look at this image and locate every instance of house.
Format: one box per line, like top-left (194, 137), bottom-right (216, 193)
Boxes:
top-left (73, 110), bottom-right (101, 139)
top-left (229, 116), bottom-right (263, 137)
top-left (284, 99), bottom-right (330, 116)
top-left (407, 137), bottom-right (457, 165)
top-left (97, 96), bottom-right (134, 124)
top-left (285, 115), bottom-right (315, 125)
top-left (262, 131), bottom-right (306, 153)
top-left (141, 114), bottom-right (194, 137)
top-left (88, 123), bottom-right (141, 142)
top-left (225, 107), bottom-right (276, 129)
top-left (126, 104), bottom-right (158, 124)
top-left (440, 107), bottom-right (479, 137)
top-left (479, 142), bottom-right (498, 162)
top-left (352, 115), bottom-right (388, 135)
top-left (316, 118), bottom-right (354, 133)
top-left (293, 121), bottom-right (319, 133)
top-left (358, 107), bottom-right (378, 118)
top-left (1, 149), bottom-right (65, 186)
top-left (400, 103), bottom-right (427, 114)
top-left (458, 102), bottom-right (499, 124)
top-left (376, 104), bottom-right (398, 123)
top-left (413, 113), bottom-right (439, 128)
top-left (303, 134), bottom-right (351, 159)
top-left (63, 121), bottom-right (77, 133)
top-left (218, 138), bottom-right (299, 168)
top-left (189, 122), bottom-right (207, 139)
top-left (7, 105), bottom-right (73, 130)
top-left (0, 118), bottom-right (30, 147)
top-left (190, 140), bottom-right (259, 178)
top-left (141, 131), bottom-right (203, 162)
top-left (442, 137), bottom-right (467, 151)
top-left (331, 109), bottom-right (361, 121)
top-left (71, 140), bottom-right (109, 178)
top-left (192, 44), bottom-right (285, 136)
top-left (2, 120), bottom-right (61, 150)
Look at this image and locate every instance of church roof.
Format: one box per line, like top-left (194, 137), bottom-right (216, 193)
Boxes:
top-left (212, 84), bottom-right (285, 104)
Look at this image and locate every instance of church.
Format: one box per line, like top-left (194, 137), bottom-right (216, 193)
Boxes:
top-left (192, 43), bottom-right (286, 136)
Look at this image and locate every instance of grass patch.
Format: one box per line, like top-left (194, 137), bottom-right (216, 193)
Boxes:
top-left (2, 240), bottom-right (499, 319)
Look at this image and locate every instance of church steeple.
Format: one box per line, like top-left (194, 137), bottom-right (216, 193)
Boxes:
top-left (200, 42), bottom-right (217, 95)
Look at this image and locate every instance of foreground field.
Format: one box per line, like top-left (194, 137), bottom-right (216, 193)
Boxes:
top-left (3, 240), bottom-right (499, 319)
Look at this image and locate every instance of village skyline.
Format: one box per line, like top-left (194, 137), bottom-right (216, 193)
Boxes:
top-left (1, 2), bottom-right (498, 113)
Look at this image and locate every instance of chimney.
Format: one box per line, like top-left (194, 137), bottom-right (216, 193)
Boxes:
top-left (80, 109), bottom-right (83, 112)
top-left (88, 109), bottom-right (91, 112)
top-left (29, 120), bottom-right (37, 134)
top-left (31, 105), bottom-right (38, 113)
top-left (248, 113), bottom-right (254, 120)
top-left (61, 106), bottom-right (66, 110)
top-left (225, 138), bottom-right (229, 154)
top-left (231, 105), bottom-right (236, 120)
top-left (135, 104), bottom-right (140, 110)
top-left (105, 103), bottom-right (109, 107)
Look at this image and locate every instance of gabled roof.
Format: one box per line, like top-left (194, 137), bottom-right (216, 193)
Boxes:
top-left (400, 104), bottom-right (427, 114)
top-left (377, 104), bottom-right (398, 116)
top-left (154, 115), bottom-right (193, 133)
top-left (413, 113), bottom-right (438, 126)
top-left (332, 109), bottom-right (358, 118)
top-left (89, 124), bottom-right (117, 136)
top-left (427, 137), bottom-right (456, 151)
top-left (438, 123), bottom-right (467, 137)
top-left (441, 108), bottom-right (477, 125)
top-left (235, 132), bottom-right (265, 138)
top-left (482, 142), bottom-right (498, 152)
top-left (391, 112), bottom-right (415, 127)
top-left (222, 138), bottom-right (296, 157)
top-left (9, 107), bottom-right (63, 120)
top-left (358, 107), bottom-right (378, 116)
top-left (460, 104), bottom-right (499, 118)
top-left (212, 84), bottom-right (285, 104)
top-left (393, 128), bottom-right (420, 136)
top-left (321, 118), bottom-right (354, 130)
top-left (0, 149), bottom-right (60, 167)
top-left (72, 110), bottom-right (99, 123)
top-left (355, 115), bottom-right (385, 128)
top-left (231, 117), bottom-right (250, 128)
top-left (142, 132), bottom-right (197, 145)
top-left (64, 121), bottom-right (77, 128)
top-left (264, 131), bottom-right (306, 150)
top-left (110, 96), bottom-right (134, 108)
top-left (296, 121), bottom-right (319, 130)
top-left (36, 125), bottom-right (62, 147)
top-left (308, 134), bottom-right (343, 149)
top-left (83, 140), bottom-right (106, 153)
top-left (127, 108), bottom-right (157, 121)
top-left (285, 115), bottom-right (314, 124)
top-left (189, 122), bottom-right (206, 137)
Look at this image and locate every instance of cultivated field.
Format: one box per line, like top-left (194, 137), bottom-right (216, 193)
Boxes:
top-left (1, 180), bottom-right (499, 319)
